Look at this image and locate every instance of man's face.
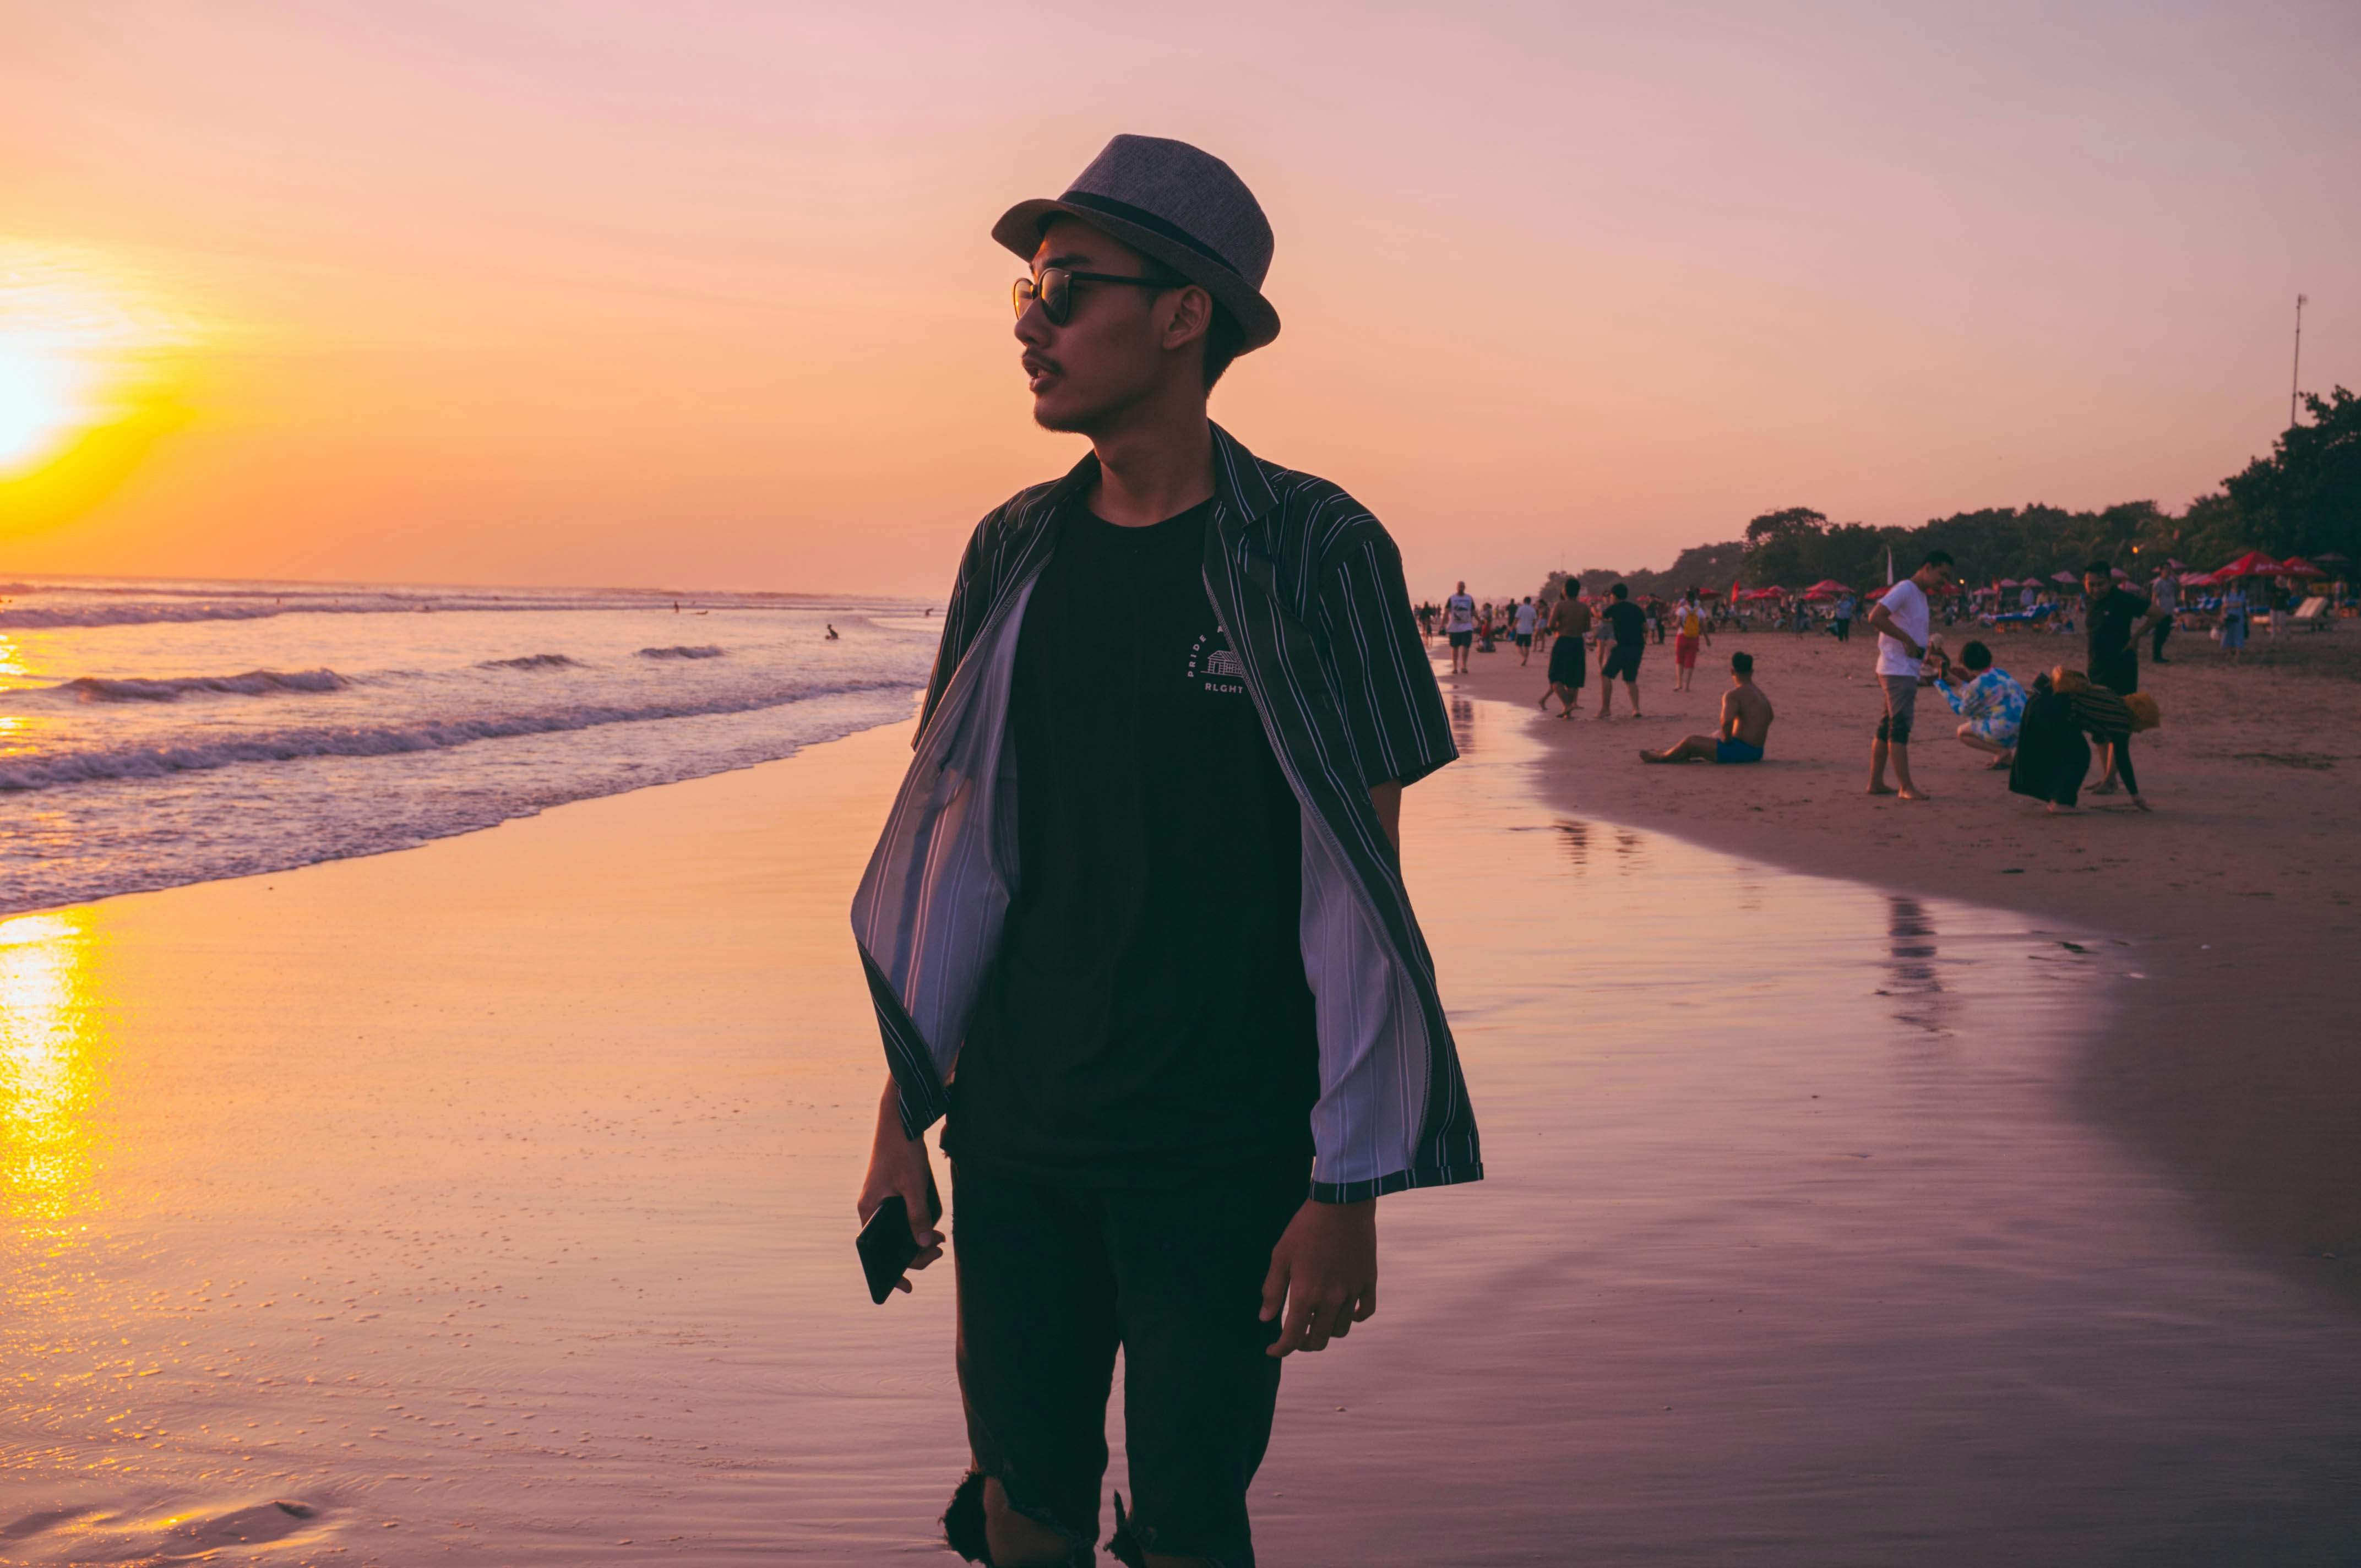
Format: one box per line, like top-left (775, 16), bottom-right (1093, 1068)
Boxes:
top-left (1916, 563), bottom-right (1955, 592)
top-left (1015, 218), bottom-right (1193, 434)
top-left (2083, 571), bottom-right (2111, 600)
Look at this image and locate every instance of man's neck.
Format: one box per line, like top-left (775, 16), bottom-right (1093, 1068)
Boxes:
top-left (1085, 403), bottom-right (1215, 528)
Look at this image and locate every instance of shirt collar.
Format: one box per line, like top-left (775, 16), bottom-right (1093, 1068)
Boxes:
top-left (1209, 421), bottom-right (1279, 525)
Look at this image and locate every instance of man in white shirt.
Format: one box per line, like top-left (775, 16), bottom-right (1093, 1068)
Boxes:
top-left (1864, 551), bottom-right (1956, 801)
top-left (1512, 596), bottom-right (1539, 665)
top-left (1444, 581), bottom-right (1477, 674)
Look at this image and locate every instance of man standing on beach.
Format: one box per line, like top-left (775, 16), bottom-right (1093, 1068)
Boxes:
top-left (2148, 565), bottom-right (2178, 664)
top-left (1540, 581), bottom-right (1591, 717)
top-left (1864, 550), bottom-right (1954, 801)
top-left (849, 135), bottom-right (1481, 1568)
top-left (1513, 595), bottom-right (1538, 665)
top-left (1598, 582), bottom-right (1647, 719)
top-left (1671, 589), bottom-right (1711, 692)
top-left (1444, 581), bottom-right (1477, 673)
top-left (2081, 559), bottom-right (2162, 797)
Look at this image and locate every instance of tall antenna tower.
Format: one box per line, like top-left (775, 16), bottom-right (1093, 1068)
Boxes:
top-left (2290, 293), bottom-right (2308, 429)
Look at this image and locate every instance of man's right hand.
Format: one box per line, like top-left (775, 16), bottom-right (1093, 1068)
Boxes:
top-left (857, 1079), bottom-right (944, 1295)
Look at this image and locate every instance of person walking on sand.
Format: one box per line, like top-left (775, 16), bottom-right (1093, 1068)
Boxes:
top-left (1832, 590), bottom-right (1857, 643)
top-left (1540, 581), bottom-right (1592, 717)
top-left (1513, 595), bottom-right (1538, 665)
top-left (1598, 583), bottom-right (1648, 719)
top-left (849, 135), bottom-right (1481, 1568)
top-left (1641, 651), bottom-right (1774, 763)
top-left (2218, 580), bottom-right (2249, 660)
top-left (1671, 589), bottom-right (1711, 692)
top-left (1444, 580), bottom-right (1477, 673)
top-left (1864, 550), bottom-right (1955, 800)
top-left (2148, 567), bottom-right (2178, 663)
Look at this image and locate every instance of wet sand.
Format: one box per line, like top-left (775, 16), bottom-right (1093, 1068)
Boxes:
top-left (7, 699), bottom-right (2361, 1561)
top-left (1451, 624), bottom-right (2361, 1312)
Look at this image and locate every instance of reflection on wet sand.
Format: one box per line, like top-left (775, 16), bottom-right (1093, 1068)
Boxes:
top-left (4, 703), bottom-right (2358, 1562)
top-left (1883, 894), bottom-right (1958, 1036)
top-left (1, 911), bottom-right (106, 1235)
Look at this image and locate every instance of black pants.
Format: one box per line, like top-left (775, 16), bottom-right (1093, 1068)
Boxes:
top-left (951, 1158), bottom-right (1307, 1567)
top-left (2151, 618), bottom-right (2172, 661)
top-left (1834, 617), bottom-right (1851, 642)
top-left (2110, 734), bottom-right (2140, 794)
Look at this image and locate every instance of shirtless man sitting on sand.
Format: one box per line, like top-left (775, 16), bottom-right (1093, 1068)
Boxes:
top-left (1640, 651), bottom-right (1774, 764)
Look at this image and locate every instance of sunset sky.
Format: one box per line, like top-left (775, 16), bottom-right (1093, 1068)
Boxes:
top-left (3, 1), bottom-right (2355, 598)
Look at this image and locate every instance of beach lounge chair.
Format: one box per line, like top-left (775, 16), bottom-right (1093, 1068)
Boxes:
top-left (2292, 596), bottom-right (2333, 631)
top-left (1984, 604), bottom-right (2057, 630)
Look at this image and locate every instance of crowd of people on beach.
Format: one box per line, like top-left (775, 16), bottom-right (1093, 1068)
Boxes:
top-left (1433, 549), bottom-right (2199, 814)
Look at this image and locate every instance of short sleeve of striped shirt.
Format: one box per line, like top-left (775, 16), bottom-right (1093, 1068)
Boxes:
top-left (1312, 522), bottom-right (1458, 789)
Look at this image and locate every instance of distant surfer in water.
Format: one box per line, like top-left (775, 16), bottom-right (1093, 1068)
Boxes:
top-left (825, 624), bottom-right (840, 640)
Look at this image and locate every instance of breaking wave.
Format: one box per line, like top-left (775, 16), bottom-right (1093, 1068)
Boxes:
top-left (53, 668), bottom-right (348, 703)
top-left (637, 645), bottom-right (726, 660)
top-left (480, 654), bottom-right (583, 671)
top-left (0, 678), bottom-right (911, 791)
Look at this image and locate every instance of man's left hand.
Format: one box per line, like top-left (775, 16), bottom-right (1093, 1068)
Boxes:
top-left (1260, 1197), bottom-right (1378, 1357)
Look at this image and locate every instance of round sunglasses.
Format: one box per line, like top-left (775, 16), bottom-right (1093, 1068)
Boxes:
top-left (1011, 266), bottom-right (1182, 327)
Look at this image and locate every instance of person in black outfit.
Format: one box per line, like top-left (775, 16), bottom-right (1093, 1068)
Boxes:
top-left (853, 137), bottom-right (1478, 1568)
top-left (2080, 560), bottom-right (2163, 799)
top-left (2010, 667), bottom-right (2145, 813)
top-left (2008, 672), bottom-right (2090, 812)
top-left (1597, 582), bottom-right (1649, 719)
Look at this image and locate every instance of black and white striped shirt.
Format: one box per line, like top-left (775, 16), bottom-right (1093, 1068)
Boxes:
top-left (851, 424), bottom-right (1482, 1203)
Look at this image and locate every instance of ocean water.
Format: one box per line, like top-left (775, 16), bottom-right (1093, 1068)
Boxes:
top-left (0, 576), bottom-right (939, 913)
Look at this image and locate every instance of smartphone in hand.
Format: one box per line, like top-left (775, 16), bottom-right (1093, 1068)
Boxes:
top-left (856, 1164), bottom-right (942, 1305)
top-left (857, 1196), bottom-right (921, 1304)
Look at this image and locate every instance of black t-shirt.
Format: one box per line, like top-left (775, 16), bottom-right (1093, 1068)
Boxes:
top-left (1604, 601), bottom-right (1649, 646)
top-left (2086, 587), bottom-right (2150, 670)
top-left (944, 498), bottom-right (1318, 1179)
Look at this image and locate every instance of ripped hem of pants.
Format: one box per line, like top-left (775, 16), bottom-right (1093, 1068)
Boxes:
top-left (942, 1469), bottom-right (1095, 1567)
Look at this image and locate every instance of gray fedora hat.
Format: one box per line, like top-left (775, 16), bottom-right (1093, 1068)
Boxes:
top-left (993, 134), bottom-right (1280, 352)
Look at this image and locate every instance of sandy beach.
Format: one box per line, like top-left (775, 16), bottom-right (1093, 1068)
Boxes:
top-left (8, 682), bottom-right (2361, 1562)
top-left (1446, 620), bottom-right (2361, 1311)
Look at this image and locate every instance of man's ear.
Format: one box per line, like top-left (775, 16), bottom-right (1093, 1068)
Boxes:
top-left (1160, 285), bottom-right (1214, 354)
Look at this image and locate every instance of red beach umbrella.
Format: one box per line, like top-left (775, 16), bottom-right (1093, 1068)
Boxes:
top-left (2050, 571), bottom-right (2080, 584)
top-left (2215, 551), bottom-right (2284, 579)
top-left (1802, 579), bottom-right (1851, 597)
top-left (2277, 557), bottom-right (2325, 578)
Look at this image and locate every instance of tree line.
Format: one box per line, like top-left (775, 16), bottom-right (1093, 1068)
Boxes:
top-left (1543, 386), bottom-right (2359, 597)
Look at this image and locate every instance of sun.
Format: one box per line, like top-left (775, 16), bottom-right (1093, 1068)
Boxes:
top-left (0, 334), bottom-right (95, 474)
top-left (0, 244), bottom-right (199, 484)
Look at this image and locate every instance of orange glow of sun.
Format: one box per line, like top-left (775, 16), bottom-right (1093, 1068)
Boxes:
top-left (0, 244), bottom-right (203, 527)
